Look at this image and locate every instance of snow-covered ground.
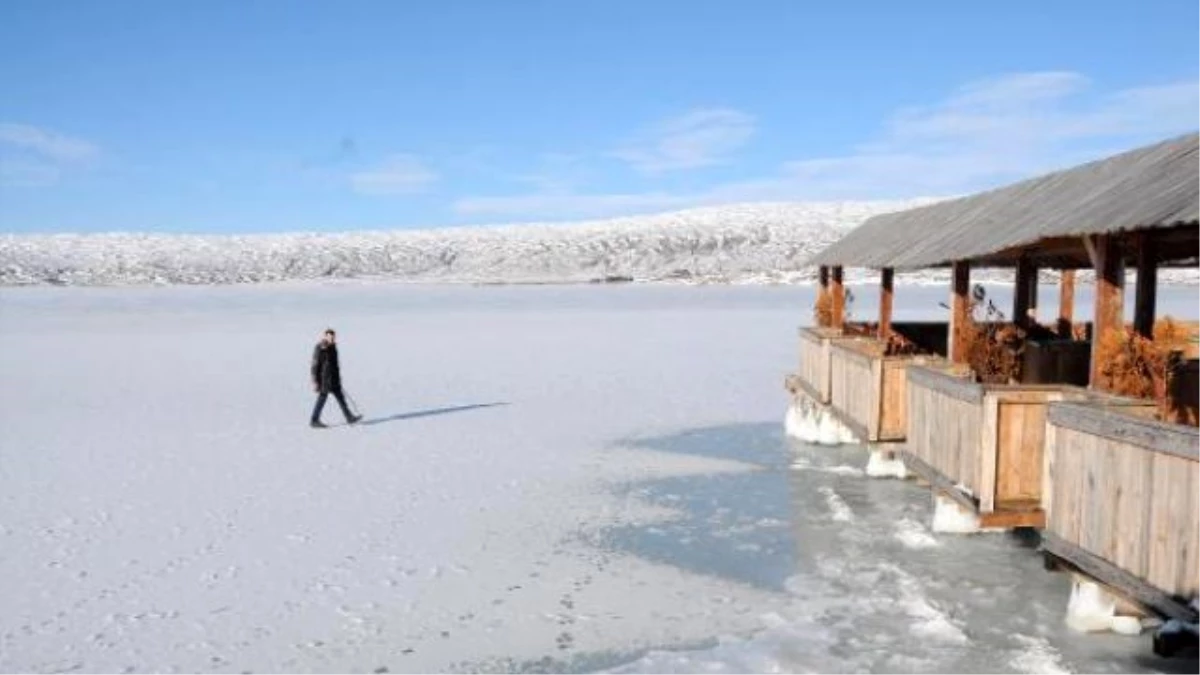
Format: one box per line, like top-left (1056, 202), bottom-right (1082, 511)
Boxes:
top-left (2, 282), bottom-right (1196, 674)
top-left (5, 201), bottom-right (1196, 288)
top-left (1, 201), bottom-right (933, 287)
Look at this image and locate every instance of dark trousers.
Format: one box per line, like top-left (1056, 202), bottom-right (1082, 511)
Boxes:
top-left (312, 387), bottom-right (353, 423)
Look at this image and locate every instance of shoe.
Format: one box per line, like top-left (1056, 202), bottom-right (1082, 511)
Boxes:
top-left (348, 414), bottom-right (362, 425)
top-left (310, 420), bottom-right (327, 428)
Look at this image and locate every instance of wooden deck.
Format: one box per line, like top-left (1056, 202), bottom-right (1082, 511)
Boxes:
top-left (1043, 401), bottom-right (1199, 621)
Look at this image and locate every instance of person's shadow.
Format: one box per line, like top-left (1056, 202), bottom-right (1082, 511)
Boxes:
top-left (359, 402), bottom-right (508, 427)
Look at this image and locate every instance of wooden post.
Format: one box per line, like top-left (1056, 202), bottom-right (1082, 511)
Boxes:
top-left (1134, 234), bottom-right (1157, 339)
top-left (1090, 235), bottom-right (1125, 388)
top-left (949, 261), bottom-right (971, 364)
top-left (878, 267), bottom-right (894, 342)
top-left (1058, 269), bottom-right (1076, 337)
top-left (831, 265), bottom-right (845, 330)
top-left (1013, 258), bottom-right (1037, 328)
top-left (817, 265), bottom-right (830, 327)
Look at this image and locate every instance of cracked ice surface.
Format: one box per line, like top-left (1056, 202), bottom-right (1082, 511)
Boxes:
top-left (1, 283), bottom-right (1196, 673)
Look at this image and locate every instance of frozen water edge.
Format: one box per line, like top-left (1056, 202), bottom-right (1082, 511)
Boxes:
top-left (2, 282), bottom-right (1197, 674)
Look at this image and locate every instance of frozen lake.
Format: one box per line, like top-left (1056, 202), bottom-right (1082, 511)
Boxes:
top-left (1, 282), bottom-right (1196, 673)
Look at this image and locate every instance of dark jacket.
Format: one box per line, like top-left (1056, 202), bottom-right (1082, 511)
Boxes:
top-left (311, 342), bottom-right (342, 393)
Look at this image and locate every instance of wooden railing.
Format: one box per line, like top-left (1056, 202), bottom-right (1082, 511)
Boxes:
top-left (824, 340), bottom-right (956, 443)
top-left (830, 340), bottom-right (880, 440)
top-left (796, 327), bottom-right (833, 403)
top-left (903, 365), bottom-right (1128, 523)
top-left (907, 366), bottom-right (985, 492)
top-left (1043, 402), bottom-right (1199, 620)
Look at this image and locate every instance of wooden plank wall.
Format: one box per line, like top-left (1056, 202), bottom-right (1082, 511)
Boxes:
top-left (993, 394), bottom-right (1050, 505)
top-left (797, 328), bottom-right (830, 403)
top-left (879, 359), bottom-right (909, 440)
top-left (906, 366), bottom-right (985, 492)
top-left (830, 342), bottom-right (880, 441)
top-left (1045, 403), bottom-right (1200, 600)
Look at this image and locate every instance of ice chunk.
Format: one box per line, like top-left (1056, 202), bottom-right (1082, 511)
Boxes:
top-left (1111, 615), bottom-right (1143, 635)
top-left (815, 411), bottom-right (843, 446)
top-left (865, 448), bottom-right (907, 479)
top-left (784, 403), bottom-right (817, 443)
top-left (1065, 578), bottom-right (1116, 633)
top-left (930, 494), bottom-right (983, 534)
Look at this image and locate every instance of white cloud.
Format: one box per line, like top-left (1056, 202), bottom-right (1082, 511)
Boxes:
top-left (0, 159), bottom-right (61, 188)
top-left (611, 107), bottom-right (756, 173)
top-left (0, 123), bottom-right (98, 188)
top-left (0, 123), bottom-right (98, 162)
top-left (350, 154), bottom-right (438, 195)
top-left (792, 72), bottom-right (1200, 197)
top-left (456, 72), bottom-right (1197, 219)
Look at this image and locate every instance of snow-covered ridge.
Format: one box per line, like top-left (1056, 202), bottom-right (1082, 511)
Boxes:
top-left (0, 201), bottom-right (933, 287)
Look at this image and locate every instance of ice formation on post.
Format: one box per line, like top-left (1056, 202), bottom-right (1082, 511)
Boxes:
top-left (865, 448), bottom-right (908, 478)
top-left (930, 494), bottom-right (986, 534)
top-left (1065, 578), bottom-right (1119, 633)
top-left (784, 396), bottom-right (857, 446)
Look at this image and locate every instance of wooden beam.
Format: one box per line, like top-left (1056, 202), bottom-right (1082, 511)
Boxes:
top-left (830, 265), bottom-right (845, 330)
top-left (1134, 233), bottom-right (1157, 339)
top-left (1057, 269), bottom-right (1076, 337)
top-left (1082, 235), bottom-right (1100, 269)
top-left (1047, 401), bottom-right (1199, 460)
top-left (949, 261), bottom-right (971, 364)
top-left (1090, 235), bottom-right (1125, 389)
top-left (1042, 531), bottom-right (1199, 624)
top-left (979, 509), bottom-right (1046, 529)
top-left (817, 265), bottom-right (830, 327)
top-left (878, 267), bottom-right (894, 341)
top-left (907, 364), bottom-right (984, 404)
top-left (1013, 257), bottom-right (1037, 328)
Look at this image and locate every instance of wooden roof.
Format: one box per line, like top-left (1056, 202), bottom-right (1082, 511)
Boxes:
top-left (810, 133), bottom-right (1200, 270)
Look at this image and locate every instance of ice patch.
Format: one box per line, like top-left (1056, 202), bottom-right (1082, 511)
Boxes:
top-left (823, 465), bottom-right (865, 477)
top-left (818, 487), bottom-right (854, 522)
top-left (788, 456), bottom-right (863, 477)
top-left (815, 412), bottom-right (843, 445)
top-left (785, 398), bottom-right (857, 447)
top-left (865, 448), bottom-right (907, 479)
top-left (784, 402), bottom-right (816, 442)
top-left (1111, 616), bottom-right (1143, 636)
top-left (1009, 634), bottom-right (1070, 674)
top-left (887, 565), bottom-right (969, 644)
top-left (1065, 578), bottom-right (1116, 633)
top-left (894, 518), bottom-right (940, 549)
top-left (929, 494), bottom-right (1001, 534)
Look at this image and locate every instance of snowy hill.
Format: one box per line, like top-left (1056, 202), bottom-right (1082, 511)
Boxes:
top-left (0, 201), bottom-right (933, 287)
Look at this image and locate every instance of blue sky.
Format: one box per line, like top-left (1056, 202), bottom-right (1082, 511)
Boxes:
top-left (1, 1), bottom-right (1197, 234)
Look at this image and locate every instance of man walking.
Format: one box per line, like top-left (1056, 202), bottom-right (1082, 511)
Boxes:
top-left (310, 328), bottom-right (362, 428)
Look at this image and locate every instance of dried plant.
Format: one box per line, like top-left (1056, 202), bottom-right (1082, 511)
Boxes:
top-left (1095, 318), bottom-right (1196, 426)
top-left (962, 285), bottom-right (1025, 384)
top-left (883, 331), bottom-right (922, 356)
top-left (813, 292), bottom-right (832, 327)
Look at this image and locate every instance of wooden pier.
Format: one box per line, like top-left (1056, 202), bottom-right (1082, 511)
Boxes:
top-left (790, 132), bottom-right (1200, 641)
